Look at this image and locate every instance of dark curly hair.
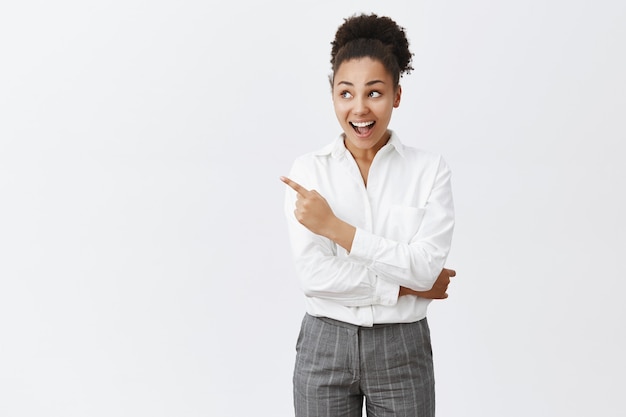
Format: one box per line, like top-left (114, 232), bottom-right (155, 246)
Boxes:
top-left (330, 13), bottom-right (414, 88)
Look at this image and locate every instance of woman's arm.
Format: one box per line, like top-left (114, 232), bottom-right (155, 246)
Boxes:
top-left (282, 156), bottom-right (455, 293)
top-left (282, 176), bottom-right (399, 307)
top-left (282, 175), bottom-right (456, 302)
top-left (400, 268), bottom-right (457, 299)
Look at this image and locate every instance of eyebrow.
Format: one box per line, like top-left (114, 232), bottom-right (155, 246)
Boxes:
top-left (336, 80), bottom-right (385, 87)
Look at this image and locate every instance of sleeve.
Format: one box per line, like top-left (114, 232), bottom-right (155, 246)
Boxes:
top-left (348, 156), bottom-right (455, 291)
top-left (283, 157), bottom-right (399, 307)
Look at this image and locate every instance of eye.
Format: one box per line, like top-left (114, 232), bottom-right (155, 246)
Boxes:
top-left (369, 91), bottom-right (382, 98)
top-left (339, 90), bottom-right (353, 99)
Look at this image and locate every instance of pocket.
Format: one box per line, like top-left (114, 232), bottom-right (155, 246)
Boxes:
top-left (386, 205), bottom-right (426, 243)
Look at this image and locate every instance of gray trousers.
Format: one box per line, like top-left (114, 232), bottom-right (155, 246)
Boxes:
top-left (293, 314), bottom-right (435, 417)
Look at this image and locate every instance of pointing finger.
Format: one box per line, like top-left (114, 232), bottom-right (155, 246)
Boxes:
top-left (280, 176), bottom-right (310, 195)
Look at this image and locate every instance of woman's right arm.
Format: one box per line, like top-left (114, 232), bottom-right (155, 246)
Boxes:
top-left (284, 178), bottom-right (400, 307)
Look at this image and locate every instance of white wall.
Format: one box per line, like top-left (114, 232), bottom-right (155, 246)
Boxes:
top-left (1, 1), bottom-right (624, 416)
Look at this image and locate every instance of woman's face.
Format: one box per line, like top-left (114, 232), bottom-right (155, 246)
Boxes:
top-left (332, 57), bottom-right (401, 157)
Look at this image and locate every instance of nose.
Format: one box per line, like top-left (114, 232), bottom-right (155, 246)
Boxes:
top-left (353, 96), bottom-right (369, 115)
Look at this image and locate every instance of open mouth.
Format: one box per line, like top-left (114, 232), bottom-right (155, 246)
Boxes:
top-left (350, 121), bottom-right (375, 135)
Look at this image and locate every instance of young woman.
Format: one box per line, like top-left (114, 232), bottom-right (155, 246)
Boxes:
top-left (280, 13), bottom-right (456, 417)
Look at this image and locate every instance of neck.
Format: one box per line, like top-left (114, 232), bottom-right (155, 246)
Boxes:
top-left (344, 131), bottom-right (391, 163)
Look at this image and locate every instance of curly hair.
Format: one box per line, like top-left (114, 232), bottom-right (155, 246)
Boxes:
top-left (330, 13), bottom-right (414, 87)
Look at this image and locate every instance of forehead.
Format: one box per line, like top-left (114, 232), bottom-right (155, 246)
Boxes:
top-left (333, 57), bottom-right (393, 86)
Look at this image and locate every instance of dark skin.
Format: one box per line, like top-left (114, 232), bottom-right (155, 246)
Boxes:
top-left (400, 268), bottom-right (456, 299)
top-left (280, 176), bottom-right (457, 300)
top-left (281, 56), bottom-right (456, 300)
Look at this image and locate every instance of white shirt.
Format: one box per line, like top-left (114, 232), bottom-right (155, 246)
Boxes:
top-left (284, 131), bottom-right (455, 327)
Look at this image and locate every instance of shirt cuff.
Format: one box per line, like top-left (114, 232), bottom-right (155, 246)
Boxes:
top-left (348, 227), bottom-right (379, 264)
top-left (373, 273), bottom-right (399, 306)
top-left (349, 228), bottom-right (398, 306)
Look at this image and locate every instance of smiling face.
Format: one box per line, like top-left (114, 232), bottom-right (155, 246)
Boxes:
top-left (332, 57), bottom-right (402, 159)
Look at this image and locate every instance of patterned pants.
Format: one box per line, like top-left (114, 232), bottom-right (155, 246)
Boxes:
top-left (293, 314), bottom-right (435, 417)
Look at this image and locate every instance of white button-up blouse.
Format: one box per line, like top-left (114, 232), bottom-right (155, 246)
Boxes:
top-left (284, 131), bottom-right (455, 326)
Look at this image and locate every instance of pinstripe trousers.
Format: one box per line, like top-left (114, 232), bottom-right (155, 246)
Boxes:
top-left (293, 314), bottom-right (435, 417)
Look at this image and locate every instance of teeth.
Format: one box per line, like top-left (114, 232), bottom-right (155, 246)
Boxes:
top-left (351, 121), bottom-right (374, 127)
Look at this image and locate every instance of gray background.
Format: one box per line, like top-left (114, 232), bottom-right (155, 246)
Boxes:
top-left (1, 1), bottom-right (624, 416)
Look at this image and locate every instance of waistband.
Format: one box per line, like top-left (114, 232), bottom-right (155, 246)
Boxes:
top-left (309, 313), bottom-right (426, 331)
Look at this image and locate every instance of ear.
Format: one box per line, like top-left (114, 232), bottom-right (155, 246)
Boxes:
top-left (394, 85), bottom-right (402, 108)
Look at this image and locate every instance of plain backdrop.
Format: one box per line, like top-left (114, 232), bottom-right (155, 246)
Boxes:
top-left (1, 1), bottom-right (625, 416)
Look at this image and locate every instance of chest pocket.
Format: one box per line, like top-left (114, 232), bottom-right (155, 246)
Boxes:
top-left (385, 205), bottom-right (426, 243)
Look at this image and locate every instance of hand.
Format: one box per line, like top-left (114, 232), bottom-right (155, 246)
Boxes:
top-left (280, 176), bottom-right (337, 236)
top-left (399, 268), bottom-right (457, 299)
top-left (280, 176), bottom-right (356, 251)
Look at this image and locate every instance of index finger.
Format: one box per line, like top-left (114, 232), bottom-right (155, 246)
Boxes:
top-left (280, 176), bottom-right (310, 195)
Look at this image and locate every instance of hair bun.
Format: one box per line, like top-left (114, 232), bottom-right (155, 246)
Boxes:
top-left (331, 13), bottom-right (413, 75)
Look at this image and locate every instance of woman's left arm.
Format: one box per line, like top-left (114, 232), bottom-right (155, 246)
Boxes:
top-left (347, 156), bottom-right (455, 291)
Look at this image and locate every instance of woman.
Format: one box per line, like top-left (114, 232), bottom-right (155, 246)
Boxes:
top-left (281, 13), bottom-right (456, 417)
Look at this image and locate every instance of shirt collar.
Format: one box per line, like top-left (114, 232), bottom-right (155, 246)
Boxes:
top-left (313, 130), bottom-right (406, 159)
